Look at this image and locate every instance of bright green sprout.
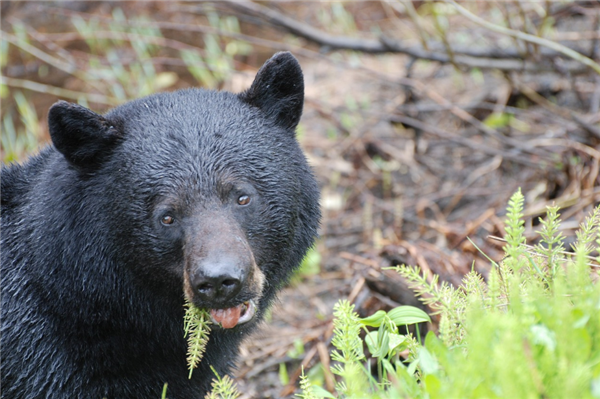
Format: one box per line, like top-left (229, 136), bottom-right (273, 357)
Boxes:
top-left (183, 300), bottom-right (212, 379)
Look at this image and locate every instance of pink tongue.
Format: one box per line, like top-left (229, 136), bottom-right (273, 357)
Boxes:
top-left (210, 305), bottom-right (242, 329)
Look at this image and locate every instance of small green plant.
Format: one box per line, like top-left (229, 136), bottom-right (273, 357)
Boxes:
top-left (537, 204), bottom-right (565, 275)
top-left (203, 366), bottom-right (241, 399)
top-left (296, 368), bottom-right (335, 399)
top-left (298, 301), bottom-right (429, 398)
top-left (292, 246), bottom-right (322, 283)
top-left (329, 300), bottom-right (368, 395)
top-left (183, 300), bottom-right (212, 379)
top-left (298, 190), bottom-right (600, 398)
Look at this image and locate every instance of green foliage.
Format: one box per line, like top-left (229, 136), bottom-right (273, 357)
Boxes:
top-left (395, 266), bottom-right (467, 347)
top-left (317, 4), bottom-right (356, 35)
top-left (296, 370), bottom-right (317, 399)
top-left (71, 8), bottom-right (176, 100)
top-left (183, 300), bottom-right (212, 379)
top-left (292, 246), bottom-right (322, 283)
top-left (330, 301), bottom-right (367, 396)
top-left (299, 191), bottom-right (600, 398)
top-left (296, 369), bottom-right (336, 399)
top-left (482, 112), bottom-right (530, 132)
top-left (181, 10), bottom-right (250, 89)
top-left (537, 205), bottom-right (565, 275)
top-left (1, 91), bottom-right (43, 163)
top-left (504, 188), bottom-right (527, 272)
top-left (204, 366), bottom-right (241, 399)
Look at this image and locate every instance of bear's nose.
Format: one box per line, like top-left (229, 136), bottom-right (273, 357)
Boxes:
top-left (191, 257), bottom-right (246, 303)
top-left (194, 274), bottom-right (242, 301)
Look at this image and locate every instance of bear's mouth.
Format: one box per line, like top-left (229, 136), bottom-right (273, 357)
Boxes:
top-left (209, 300), bottom-right (256, 329)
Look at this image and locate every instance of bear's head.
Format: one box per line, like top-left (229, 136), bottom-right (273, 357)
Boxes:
top-left (46, 52), bottom-right (320, 330)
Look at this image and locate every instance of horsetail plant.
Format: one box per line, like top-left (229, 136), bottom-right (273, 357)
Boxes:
top-left (204, 366), bottom-right (241, 399)
top-left (183, 300), bottom-right (212, 379)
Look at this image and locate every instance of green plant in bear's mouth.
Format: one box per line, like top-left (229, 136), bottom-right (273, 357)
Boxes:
top-left (183, 300), bottom-right (212, 379)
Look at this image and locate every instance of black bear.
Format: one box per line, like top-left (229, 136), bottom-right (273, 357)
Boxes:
top-left (1, 52), bottom-right (320, 398)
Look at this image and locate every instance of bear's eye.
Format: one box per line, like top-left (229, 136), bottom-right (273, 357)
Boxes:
top-left (237, 195), bottom-right (251, 206)
top-left (161, 215), bottom-right (175, 225)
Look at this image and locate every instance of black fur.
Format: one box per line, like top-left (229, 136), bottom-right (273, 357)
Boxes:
top-left (1, 52), bottom-right (320, 398)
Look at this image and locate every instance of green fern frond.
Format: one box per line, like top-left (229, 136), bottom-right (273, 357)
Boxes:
top-left (330, 300), bottom-right (369, 395)
top-left (393, 266), bottom-right (447, 313)
top-left (536, 205), bottom-right (564, 275)
top-left (503, 188), bottom-right (526, 272)
top-left (573, 205), bottom-right (600, 257)
top-left (394, 265), bottom-right (465, 345)
top-left (461, 271), bottom-right (487, 307)
top-left (331, 300), bottom-right (365, 364)
top-left (183, 300), bottom-right (212, 379)
top-left (295, 368), bottom-right (321, 399)
top-left (571, 206), bottom-right (600, 293)
top-left (204, 366), bottom-right (240, 399)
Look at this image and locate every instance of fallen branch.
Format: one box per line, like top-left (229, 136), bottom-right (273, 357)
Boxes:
top-left (445, 0), bottom-right (600, 76)
top-left (0, 76), bottom-right (119, 106)
top-left (224, 0), bottom-right (590, 73)
top-left (389, 114), bottom-right (542, 169)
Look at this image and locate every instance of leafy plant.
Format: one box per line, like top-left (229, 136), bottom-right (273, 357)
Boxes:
top-left (298, 190), bottom-right (600, 398)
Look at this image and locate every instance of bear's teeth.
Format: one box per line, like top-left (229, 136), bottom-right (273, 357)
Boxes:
top-left (237, 300), bottom-right (256, 325)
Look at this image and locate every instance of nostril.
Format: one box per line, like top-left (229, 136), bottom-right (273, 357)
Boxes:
top-left (222, 279), bottom-right (238, 288)
top-left (193, 275), bottom-right (242, 301)
top-left (196, 282), bottom-right (214, 293)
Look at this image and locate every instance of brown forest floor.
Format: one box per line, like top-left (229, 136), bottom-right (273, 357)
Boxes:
top-left (2, 2), bottom-right (600, 398)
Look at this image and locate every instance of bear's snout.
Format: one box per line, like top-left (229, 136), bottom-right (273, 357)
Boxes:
top-left (183, 216), bottom-right (263, 311)
top-left (190, 252), bottom-right (248, 303)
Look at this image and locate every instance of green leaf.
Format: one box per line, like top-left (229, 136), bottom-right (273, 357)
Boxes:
top-left (310, 385), bottom-right (336, 399)
top-left (424, 331), bottom-right (449, 370)
top-left (279, 363), bottom-right (289, 385)
top-left (417, 346), bottom-right (439, 375)
top-left (387, 332), bottom-right (408, 354)
top-left (388, 306), bottom-right (431, 325)
top-left (359, 310), bottom-right (386, 327)
top-left (423, 374), bottom-right (442, 395)
top-left (530, 324), bottom-right (556, 352)
top-left (364, 331), bottom-right (379, 355)
top-left (483, 112), bottom-right (512, 128)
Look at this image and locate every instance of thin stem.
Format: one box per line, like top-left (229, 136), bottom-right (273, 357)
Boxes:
top-left (445, 0), bottom-right (600, 75)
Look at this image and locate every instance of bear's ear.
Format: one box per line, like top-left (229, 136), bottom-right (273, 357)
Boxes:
top-left (48, 101), bottom-right (122, 168)
top-left (239, 51), bottom-right (304, 130)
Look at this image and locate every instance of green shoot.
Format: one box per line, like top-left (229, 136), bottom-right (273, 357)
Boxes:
top-left (204, 366), bottom-right (240, 399)
top-left (536, 205), bottom-right (564, 275)
top-left (183, 300), bottom-right (212, 379)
